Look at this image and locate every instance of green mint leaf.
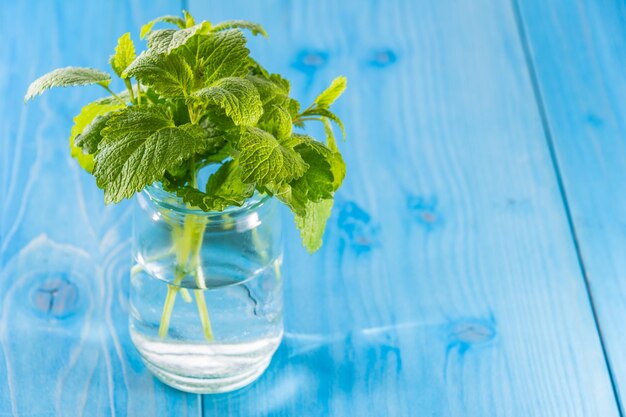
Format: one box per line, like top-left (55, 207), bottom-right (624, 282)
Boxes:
top-left (146, 23), bottom-right (211, 54)
top-left (310, 129), bottom-right (345, 189)
top-left (173, 30), bottom-right (250, 86)
top-left (247, 75), bottom-right (298, 137)
top-left (193, 77), bottom-right (262, 126)
top-left (176, 160), bottom-right (254, 211)
top-left (211, 20), bottom-right (268, 38)
top-left (75, 110), bottom-right (120, 154)
top-left (69, 100), bottom-right (125, 172)
top-left (302, 107), bottom-right (345, 137)
top-left (182, 10), bottom-right (196, 28)
top-left (95, 106), bottom-right (220, 203)
top-left (295, 199), bottom-right (334, 253)
top-left (330, 149), bottom-right (346, 190)
top-left (205, 160), bottom-right (253, 199)
top-left (110, 33), bottom-right (136, 78)
top-left (320, 119), bottom-right (346, 188)
top-left (146, 29), bottom-right (176, 51)
top-left (248, 58), bottom-right (271, 78)
top-left (247, 74), bottom-right (288, 98)
top-left (206, 144), bottom-right (233, 163)
top-left (314, 76), bottom-right (347, 108)
top-left (322, 118), bottom-right (337, 151)
top-left (292, 138), bottom-right (335, 200)
top-left (140, 15), bottom-right (186, 39)
top-left (25, 67), bottom-right (111, 101)
top-left (123, 51), bottom-right (193, 97)
top-left (269, 73), bottom-right (290, 94)
top-left (238, 127), bottom-right (308, 185)
top-left (274, 135), bottom-right (342, 215)
top-left (260, 104), bottom-right (292, 139)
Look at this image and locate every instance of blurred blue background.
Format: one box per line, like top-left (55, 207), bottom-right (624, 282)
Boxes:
top-left (1, 1), bottom-right (626, 416)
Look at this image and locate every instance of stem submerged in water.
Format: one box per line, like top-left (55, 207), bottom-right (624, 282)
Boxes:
top-left (158, 213), bottom-right (214, 342)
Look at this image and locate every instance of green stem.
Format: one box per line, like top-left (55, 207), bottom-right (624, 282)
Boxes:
top-left (157, 180), bottom-right (214, 341)
top-left (158, 217), bottom-right (211, 339)
top-left (158, 271), bottom-right (185, 338)
top-left (293, 116), bottom-right (322, 125)
top-left (187, 102), bottom-right (200, 124)
top-left (194, 289), bottom-right (214, 341)
top-left (133, 250), bottom-right (192, 302)
top-left (136, 82), bottom-right (142, 105)
top-left (102, 85), bottom-right (127, 106)
top-left (124, 79), bottom-right (136, 104)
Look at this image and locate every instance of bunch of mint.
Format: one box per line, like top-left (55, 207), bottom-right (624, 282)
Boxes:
top-left (25, 11), bottom-right (346, 252)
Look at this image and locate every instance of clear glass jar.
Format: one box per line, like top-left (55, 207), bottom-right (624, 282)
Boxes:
top-left (129, 184), bottom-right (283, 394)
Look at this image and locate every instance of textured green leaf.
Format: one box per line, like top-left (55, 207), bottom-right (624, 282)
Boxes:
top-left (25, 67), bottom-right (111, 101)
top-left (322, 118), bottom-right (337, 150)
top-left (69, 101), bottom-right (125, 172)
top-left (313, 125), bottom-right (346, 190)
top-left (302, 107), bottom-right (345, 137)
top-left (295, 199), bottom-right (334, 253)
top-left (260, 104), bottom-right (292, 139)
top-left (246, 74), bottom-right (287, 100)
top-left (274, 135), bottom-right (339, 216)
top-left (292, 139), bottom-right (335, 200)
top-left (314, 76), bottom-right (347, 108)
top-left (193, 77), bottom-right (263, 126)
top-left (146, 29), bottom-right (176, 51)
top-left (75, 111), bottom-right (120, 154)
top-left (211, 20), bottom-right (268, 37)
top-left (173, 30), bottom-right (250, 87)
top-left (205, 160), bottom-right (254, 200)
top-left (269, 74), bottom-right (291, 94)
top-left (183, 10), bottom-right (196, 28)
top-left (110, 33), bottom-right (136, 77)
top-left (247, 58), bottom-right (271, 79)
top-left (238, 127), bottom-right (308, 185)
top-left (140, 15), bottom-right (186, 39)
top-left (176, 160), bottom-right (254, 211)
top-left (247, 75), bottom-right (297, 137)
top-left (123, 51), bottom-right (193, 97)
top-left (95, 106), bottom-right (220, 203)
top-left (146, 23), bottom-right (211, 54)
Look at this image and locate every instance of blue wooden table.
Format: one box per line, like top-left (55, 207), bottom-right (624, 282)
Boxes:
top-left (1, 0), bottom-right (626, 415)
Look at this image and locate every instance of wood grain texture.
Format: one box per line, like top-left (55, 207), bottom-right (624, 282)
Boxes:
top-left (0, 1), bottom-right (201, 416)
top-left (188, 0), bottom-right (620, 416)
top-left (516, 0), bottom-right (626, 408)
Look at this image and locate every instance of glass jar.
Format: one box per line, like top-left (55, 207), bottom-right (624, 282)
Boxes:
top-left (129, 184), bottom-right (283, 394)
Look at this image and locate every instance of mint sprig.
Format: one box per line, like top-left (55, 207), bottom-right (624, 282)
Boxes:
top-left (25, 10), bottom-right (347, 253)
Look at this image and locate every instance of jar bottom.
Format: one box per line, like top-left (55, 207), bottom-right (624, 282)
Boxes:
top-left (131, 330), bottom-right (283, 394)
top-left (143, 354), bottom-right (273, 394)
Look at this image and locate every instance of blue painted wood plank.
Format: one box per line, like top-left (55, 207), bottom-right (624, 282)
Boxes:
top-left (188, 1), bottom-right (620, 416)
top-left (0, 1), bottom-right (201, 416)
top-left (516, 0), bottom-right (626, 409)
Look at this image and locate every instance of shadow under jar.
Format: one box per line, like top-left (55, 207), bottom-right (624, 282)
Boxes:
top-left (130, 184), bottom-right (283, 394)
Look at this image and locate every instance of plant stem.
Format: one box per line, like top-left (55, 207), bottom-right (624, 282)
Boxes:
top-left (136, 82), bottom-right (142, 105)
top-left (133, 249), bottom-right (192, 302)
top-left (158, 271), bottom-right (184, 338)
top-left (187, 102), bottom-right (199, 124)
top-left (194, 289), bottom-right (214, 341)
top-left (157, 162), bottom-right (214, 342)
top-left (157, 215), bottom-right (213, 341)
top-left (124, 79), bottom-right (136, 104)
top-left (156, 103), bottom-right (217, 342)
top-left (102, 85), bottom-right (127, 106)
top-left (293, 116), bottom-right (322, 125)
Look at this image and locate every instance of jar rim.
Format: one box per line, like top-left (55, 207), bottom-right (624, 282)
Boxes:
top-left (143, 182), bottom-right (271, 218)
